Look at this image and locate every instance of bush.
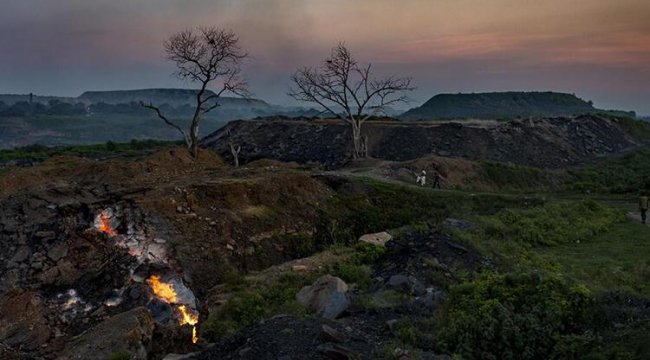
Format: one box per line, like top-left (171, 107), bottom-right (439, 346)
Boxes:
top-left (569, 147), bottom-right (650, 194)
top-left (436, 272), bottom-right (594, 360)
top-left (477, 200), bottom-right (623, 247)
top-left (201, 273), bottom-right (312, 341)
top-left (331, 262), bottom-right (372, 289)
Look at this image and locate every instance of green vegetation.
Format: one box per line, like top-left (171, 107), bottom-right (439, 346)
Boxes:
top-left (539, 221), bottom-right (650, 298)
top-left (377, 197), bottom-right (649, 359)
top-left (479, 161), bottom-right (563, 192)
top-left (472, 200), bottom-right (623, 248)
top-left (201, 272), bottom-right (314, 340)
top-left (317, 177), bottom-right (544, 246)
top-left (402, 91), bottom-right (599, 120)
top-left (0, 139), bottom-right (181, 163)
top-left (612, 115), bottom-right (650, 141)
top-left (437, 272), bottom-right (594, 360)
top-left (570, 148), bottom-right (650, 194)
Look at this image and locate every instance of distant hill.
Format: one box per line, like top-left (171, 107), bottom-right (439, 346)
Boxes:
top-left (77, 88), bottom-right (271, 109)
top-left (401, 91), bottom-right (634, 120)
top-left (0, 88), bottom-right (320, 149)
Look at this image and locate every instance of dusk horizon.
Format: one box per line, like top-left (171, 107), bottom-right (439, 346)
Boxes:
top-left (1, 0), bottom-right (649, 114)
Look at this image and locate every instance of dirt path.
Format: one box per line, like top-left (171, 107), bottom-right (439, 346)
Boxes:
top-left (627, 211), bottom-right (650, 227)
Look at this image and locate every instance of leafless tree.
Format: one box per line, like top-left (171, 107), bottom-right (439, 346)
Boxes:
top-left (226, 128), bottom-right (241, 167)
top-left (289, 43), bottom-right (414, 159)
top-left (142, 27), bottom-right (249, 158)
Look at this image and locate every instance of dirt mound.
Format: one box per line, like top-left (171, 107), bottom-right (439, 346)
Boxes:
top-left (203, 115), bottom-right (638, 169)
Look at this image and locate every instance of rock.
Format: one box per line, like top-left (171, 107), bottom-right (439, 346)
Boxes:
top-left (154, 238), bottom-right (167, 244)
top-left (442, 218), bottom-right (476, 230)
top-left (387, 274), bottom-right (410, 290)
top-left (386, 274), bottom-right (426, 296)
top-left (163, 353), bottom-right (200, 360)
top-left (292, 265), bottom-right (308, 272)
top-left (0, 291), bottom-right (52, 352)
top-left (10, 246), bottom-right (31, 263)
top-left (34, 230), bottom-right (56, 239)
top-left (358, 231), bottom-right (392, 247)
top-left (47, 243), bottom-right (68, 262)
top-left (58, 307), bottom-right (154, 360)
top-left (297, 275), bottom-right (350, 319)
top-left (313, 324), bottom-right (344, 343)
top-left (317, 344), bottom-right (358, 360)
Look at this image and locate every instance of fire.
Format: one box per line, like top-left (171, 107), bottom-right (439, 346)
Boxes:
top-left (96, 210), bottom-right (117, 237)
top-left (178, 305), bottom-right (199, 344)
top-left (146, 275), bottom-right (178, 303)
top-left (146, 275), bottom-right (199, 344)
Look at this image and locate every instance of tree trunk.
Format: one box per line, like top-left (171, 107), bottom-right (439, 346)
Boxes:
top-left (351, 120), bottom-right (362, 159)
top-left (189, 117), bottom-right (200, 158)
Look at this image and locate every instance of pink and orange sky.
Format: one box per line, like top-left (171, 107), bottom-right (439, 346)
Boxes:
top-left (1, 0), bottom-right (649, 113)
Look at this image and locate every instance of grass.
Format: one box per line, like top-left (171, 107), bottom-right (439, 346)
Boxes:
top-left (318, 177), bottom-right (545, 246)
top-left (433, 198), bottom-right (649, 359)
top-left (201, 272), bottom-right (315, 340)
top-left (568, 147), bottom-right (650, 194)
top-left (479, 160), bottom-right (564, 192)
top-left (453, 199), bottom-right (625, 269)
top-left (538, 220), bottom-right (650, 298)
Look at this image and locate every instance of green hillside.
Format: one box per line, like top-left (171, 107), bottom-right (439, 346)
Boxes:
top-left (401, 91), bottom-right (634, 120)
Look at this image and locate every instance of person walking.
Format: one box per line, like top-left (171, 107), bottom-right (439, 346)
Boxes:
top-left (416, 170), bottom-right (426, 186)
top-left (432, 171), bottom-right (441, 189)
top-left (639, 191), bottom-right (649, 224)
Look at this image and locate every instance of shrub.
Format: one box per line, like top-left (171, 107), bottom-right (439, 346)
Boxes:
top-left (331, 262), bottom-right (372, 289)
top-left (436, 272), bottom-right (594, 360)
top-left (201, 273), bottom-right (312, 341)
top-left (477, 200), bottom-right (623, 247)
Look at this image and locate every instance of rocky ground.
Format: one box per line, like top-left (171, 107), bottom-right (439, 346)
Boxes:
top-left (202, 115), bottom-right (637, 169)
top-left (190, 227), bottom-right (484, 360)
top-left (0, 149), bottom-right (335, 359)
top-left (0, 144), bottom-right (513, 359)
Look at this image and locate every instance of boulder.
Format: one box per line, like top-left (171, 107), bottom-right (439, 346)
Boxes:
top-left (57, 307), bottom-right (155, 360)
top-left (297, 275), bottom-right (350, 319)
top-left (358, 231), bottom-right (392, 247)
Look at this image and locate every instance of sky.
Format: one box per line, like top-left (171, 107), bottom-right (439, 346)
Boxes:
top-left (0, 0), bottom-right (649, 114)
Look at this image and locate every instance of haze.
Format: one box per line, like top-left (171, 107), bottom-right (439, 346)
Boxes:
top-left (1, 0), bottom-right (649, 114)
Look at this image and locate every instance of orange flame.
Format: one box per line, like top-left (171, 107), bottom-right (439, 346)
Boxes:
top-left (146, 275), bottom-right (178, 303)
top-left (97, 211), bottom-right (117, 237)
top-left (146, 275), bottom-right (199, 344)
top-left (178, 305), bottom-right (199, 344)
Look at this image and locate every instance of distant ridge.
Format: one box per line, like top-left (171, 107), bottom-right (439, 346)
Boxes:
top-left (400, 91), bottom-right (630, 120)
top-left (77, 88), bottom-right (270, 108)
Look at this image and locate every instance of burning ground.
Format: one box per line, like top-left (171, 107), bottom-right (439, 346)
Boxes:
top-left (0, 149), bottom-right (333, 359)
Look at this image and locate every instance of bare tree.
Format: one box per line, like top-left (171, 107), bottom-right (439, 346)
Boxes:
top-left (226, 128), bottom-right (241, 167)
top-left (142, 27), bottom-right (249, 158)
top-left (289, 43), bottom-right (414, 159)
